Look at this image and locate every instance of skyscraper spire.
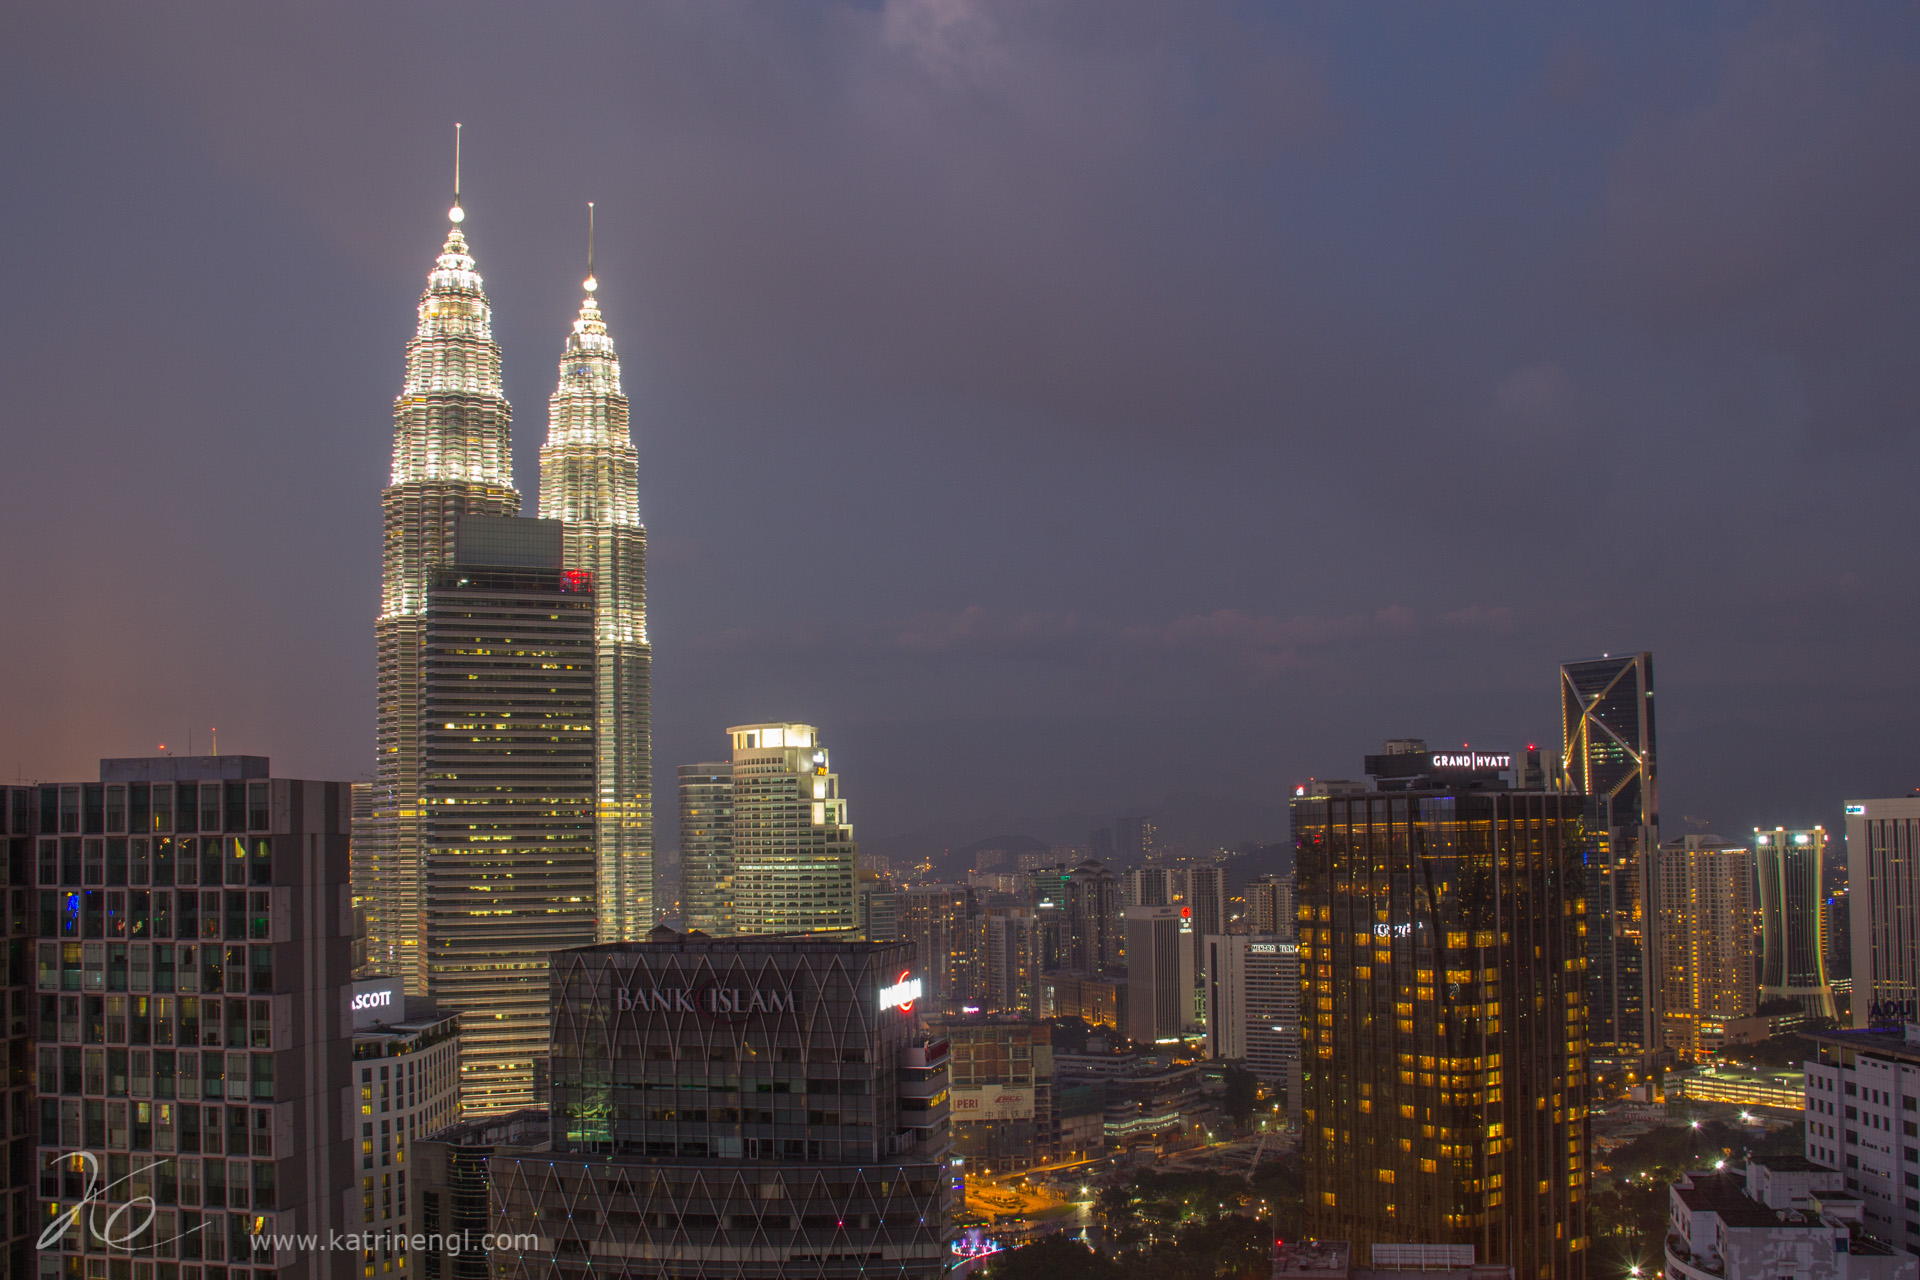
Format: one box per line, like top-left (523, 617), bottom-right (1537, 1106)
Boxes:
top-left (362, 140), bottom-right (521, 994)
top-left (539, 207), bottom-right (654, 939)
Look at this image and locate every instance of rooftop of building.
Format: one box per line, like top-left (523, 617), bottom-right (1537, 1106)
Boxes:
top-left (1274, 1241), bottom-right (1513, 1280)
top-left (423, 1107), bottom-right (549, 1148)
top-left (1275, 1240), bottom-right (1351, 1277)
top-left (100, 755), bottom-right (270, 781)
top-left (1671, 1167), bottom-right (1897, 1253)
top-left (570, 926), bottom-right (907, 955)
top-left (1808, 1025), bottom-right (1920, 1063)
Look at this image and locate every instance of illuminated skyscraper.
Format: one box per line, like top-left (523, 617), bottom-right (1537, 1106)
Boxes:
top-left (1654, 835), bottom-right (1756, 1057)
top-left (418, 516), bottom-right (598, 1111)
top-left (366, 195), bottom-right (521, 994)
top-left (727, 723), bottom-right (857, 936)
top-left (1754, 827), bottom-right (1835, 1021)
top-left (538, 256), bottom-right (654, 938)
top-left (1296, 767), bottom-right (1589, 1280)
top-left (1561, 651), bottom-right (1658, 1072)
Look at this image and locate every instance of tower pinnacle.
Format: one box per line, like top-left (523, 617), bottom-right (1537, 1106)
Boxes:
top-left (449, 122), bottom-right (465, 224)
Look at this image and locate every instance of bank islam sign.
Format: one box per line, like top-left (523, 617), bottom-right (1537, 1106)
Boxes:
top-left (615, 984), bottom-right (796, 1015)
top-left (951, 1085), bottom-right (1035, 1122)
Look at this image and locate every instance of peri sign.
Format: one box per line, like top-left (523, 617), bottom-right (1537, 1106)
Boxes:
top-left (951, 1085), bottom-right (1035, 1121)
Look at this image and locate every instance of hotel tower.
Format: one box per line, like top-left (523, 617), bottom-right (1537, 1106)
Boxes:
top-left (538, 245), bottom-right (654, 939)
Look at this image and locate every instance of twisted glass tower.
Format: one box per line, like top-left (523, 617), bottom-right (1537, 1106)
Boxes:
top-left (366, 205), bottom-right (521, 993)
top-left (537, 270), bottom-right (654, 938)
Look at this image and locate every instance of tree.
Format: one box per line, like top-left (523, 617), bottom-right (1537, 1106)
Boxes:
top-left (1222, 1063), bottom-right (1259, 1130)
top-left (985, 1235), bottom-right (1119, 1280)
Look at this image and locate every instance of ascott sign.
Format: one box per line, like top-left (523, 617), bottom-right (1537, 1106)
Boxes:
top-left (349, 977), bottom-right (403, 1030)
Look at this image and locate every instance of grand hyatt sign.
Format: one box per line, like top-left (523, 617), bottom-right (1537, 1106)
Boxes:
top-left (1431, 752), bottom-right (1511, 771)
top-left (615, 984), bottom-right (796, 1015)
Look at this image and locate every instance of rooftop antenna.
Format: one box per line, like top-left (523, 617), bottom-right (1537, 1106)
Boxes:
top-left (449, 123), bottom-right (465, 224)
top-left (584, 202), bottom-right (597, 293)
top-left (211, 727), bottom-right (219, 757)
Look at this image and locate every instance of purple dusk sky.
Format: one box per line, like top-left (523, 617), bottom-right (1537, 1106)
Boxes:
top-left (4, 4), bottom-right (1919, 853)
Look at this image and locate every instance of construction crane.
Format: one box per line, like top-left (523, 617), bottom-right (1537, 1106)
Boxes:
top-left (1245, 1130), bottom-right (1269, 1184)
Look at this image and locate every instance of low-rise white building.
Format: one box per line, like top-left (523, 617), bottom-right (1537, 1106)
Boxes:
top-left (1666, 1159), bottom-right (1915, 1280)
top-left (1806, 1027), bottom-right (1920, 1245)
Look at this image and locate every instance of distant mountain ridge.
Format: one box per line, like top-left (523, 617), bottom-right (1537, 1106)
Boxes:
top-left (861, 790), bottom-right (1293, 881)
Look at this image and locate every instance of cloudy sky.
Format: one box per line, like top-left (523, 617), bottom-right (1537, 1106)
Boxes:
top-left (4, 3), bottom-right (1918, 850)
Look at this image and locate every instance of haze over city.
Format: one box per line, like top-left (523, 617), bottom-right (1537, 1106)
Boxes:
top-left (5, 3), bottom-right (1919, 852)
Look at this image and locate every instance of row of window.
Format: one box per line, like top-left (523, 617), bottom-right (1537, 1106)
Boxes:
top-left (39, 941), bottom-right (274, 994)
top-left (39, 838), bottom-right (272, 891)
top-left (41, 997), bottom-right (272, 1052)
top-left (10, 782), bottom-right (273, 839)
top-left (38, 1047), bottom-right (274, 1100)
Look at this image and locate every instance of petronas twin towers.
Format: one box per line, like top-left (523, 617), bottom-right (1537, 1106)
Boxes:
top-left (357, 182), bottom-right (652, 1111)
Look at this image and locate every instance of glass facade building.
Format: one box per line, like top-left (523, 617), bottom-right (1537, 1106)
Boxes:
top-left (1295, 785), bottom-right (1589, 1280)
top-left (32, 758), bottom-right (357, 1280)
top-left (1560, 652), bottom-right (1658, 1072)
top-left (492, 932), bottom-right (954, 1279)
top-left (538, 280), bottom-right (653, 941)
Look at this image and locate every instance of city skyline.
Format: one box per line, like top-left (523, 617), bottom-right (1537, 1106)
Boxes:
top-left (6, 6), bottom-right (1920, 856)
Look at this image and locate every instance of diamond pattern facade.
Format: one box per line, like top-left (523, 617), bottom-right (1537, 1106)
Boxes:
top-left (488, 934), bottom-right (954, 1279)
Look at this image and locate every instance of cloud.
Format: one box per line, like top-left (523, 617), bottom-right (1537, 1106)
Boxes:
top-left (697, 601), bottom-right (1517, 686)
top-left (1597, 6), bottom-right (1920, 440)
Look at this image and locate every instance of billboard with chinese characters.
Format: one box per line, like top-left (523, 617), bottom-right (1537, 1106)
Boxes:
top-left (950, 1085), bottom-right (1035, 1121)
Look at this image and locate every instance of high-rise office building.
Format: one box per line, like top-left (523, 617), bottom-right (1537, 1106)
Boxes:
top-left (1, 788), bottom-right (40, 1277)
top-left (1125, 906), bottom-right (1196, 1045)
top-left (538, 269), bottom-right (654, 938)
top-left (896, 885), bottom-right (982, 1014)
top-left (1845, 797), bottom-right (1920, 1028)
top-left (1064, 860), bottom-right (1121, 972)
top-left (727, 723), bottom-right (857, 936)
top-left (1188, 866), bottom-right (1227, 987)
top-left (418, 516), bottom-right (598, 1112)
top-left (493, 931), bottom-right (955, 1278)
top-left (1246, 873), bottom-right (1296, 940)
top-left (34, 757), bottom-right (358, 1280)
top-left (1755, 826), bottom-right (1836, 1021)
top-left (1653, 835), bottom-right (1755, 1056)
top-left (678, 762), bottom-right (734, 935)
top-left (1561, 651), bottom-right (1658, 1072)
top-left (366, 206), bottom-right (522, 994)
top-left (1296, 758), bottom-right (1588, 1280)
top-left (1244, 936), bottom-right (1302, 1127)
top-left (1120, 866), bottom-right (1169, 909)
top-left (1203, 934), bottom-right (1249, 1060)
